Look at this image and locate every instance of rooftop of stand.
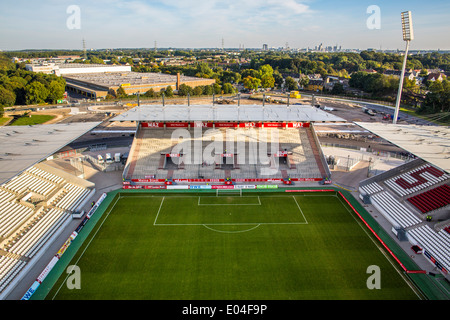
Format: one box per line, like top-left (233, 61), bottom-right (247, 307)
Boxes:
top-left (0, 122), bottom-right (101, 184)
top-left (355, 122), bottom-right (450, 173)
top-left (110, 104), bottom-right (347, 123)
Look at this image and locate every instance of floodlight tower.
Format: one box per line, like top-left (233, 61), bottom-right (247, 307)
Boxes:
top-left (393, 11), bottom-right (414, 124)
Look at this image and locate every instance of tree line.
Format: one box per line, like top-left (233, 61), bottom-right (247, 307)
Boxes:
top-left (0, 56), bottom-right (65, 116)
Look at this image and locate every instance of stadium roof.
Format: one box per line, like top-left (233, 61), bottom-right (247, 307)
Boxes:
top-left (0, 122), bottom-right (101, 184)
top-left (111, 104), bottom-right (346, 123)
top-left (355, 122), bottom-right (450, 173)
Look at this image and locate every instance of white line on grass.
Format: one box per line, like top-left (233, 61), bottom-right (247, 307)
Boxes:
top-left (202, 224), bottom-right (261, 233)
top-left (154, 222), bottom-right (307, 226)
top-left (154, 195), bottom-right (308, 226)
top-left (292, 196), bottom-right (308, 224)
top-left (153, 196), bottom-right (165, 226)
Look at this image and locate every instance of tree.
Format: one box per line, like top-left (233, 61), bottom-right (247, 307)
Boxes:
top-left (260, 74), bottom-right (275, 89)
top-left (331, 83), bottom-right (345, 95)
top-left (241, 69), bottom-right (260, 80)
top-left (222, 83), bottom-right (235, 94)
top-left (144, 88), bottom-right (156, 98)
top-left (221, 71), bottom-right (241, 84)
top-left (243, 76), bottom-right (260, 91)
top-left (0, 86), bottom-right (16, 107)
top-left (164, 85), bottom-right (174, 97)
top-left (192, 86), bottom-right (203, 96)
top-left (284, 77), bottom-right (298, 91)
top-left (203, 85), bottom-right (213, 96)
top-left (178, 83), bottom-right (193, 96)
top-left (273, 71), bottom-right (284, 88)
top-left (116, 86), bottom-right (128, 98)
top-left (419, 79), bottom-right (450, 116)
top-left (47, 80), bottom-right (65, 103)
top-left (259, 64), bottom-right (274, 78)
top-left (25, 81), bottom-right (49, 104)
top-left (212, 83), bottom-right (222, 95)
top-left (299, 75), bottom-right (309, 88)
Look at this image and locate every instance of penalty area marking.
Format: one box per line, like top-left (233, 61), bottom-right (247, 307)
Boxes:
top-left (292, 196), bottom-right (308, 224)
top-left (202, 224), bottom-right (262, 234)
top-left (153, 195), bottom-right (308, 227)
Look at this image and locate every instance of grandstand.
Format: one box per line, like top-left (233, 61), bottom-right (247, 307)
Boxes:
top-left (359, 158), bottom-right (450, 277)
top-left (123, 126), bottom-right (327, 183)
top-left (115, 104), bottom-right (342, 187)
top-left (0, 162), bottom-right (95, 296)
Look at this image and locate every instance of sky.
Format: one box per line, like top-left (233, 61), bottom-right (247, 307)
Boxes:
top-left (0, 0), bottom-right (449, 51)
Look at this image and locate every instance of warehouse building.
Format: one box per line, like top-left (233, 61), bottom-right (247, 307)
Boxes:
top-left (25, 63), bottom-right (132, 76)
top-left (63, 71), bottom-right (216, 99)
top-left (26, 62), bottom-right (215, 100)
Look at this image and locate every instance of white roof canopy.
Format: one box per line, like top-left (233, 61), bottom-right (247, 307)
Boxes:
top-left (0, 122), bottom-right (101, 184)
top-left (111, 104), bottom-right (346, 123)
top-left (355, 122), bottom-right (450, 173)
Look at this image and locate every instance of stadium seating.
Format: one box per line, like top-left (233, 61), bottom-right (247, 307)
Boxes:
top-left (359, 181), bottom-right (384, 195)
top-left (7, 208), bottom-right (70, 258)
top-left (408, 225), bottom-right (450, 273)
top-left (370, 191), bottom-right (421, 229)
top-left (407, 184), bottom-right (450, 214)
top-left (384, 164), bottom-right (449, 197)
top-left (0, 256), bottom-right (26, 293)
top-left (0, 163), bottom-right (94, 294)
top-left (126, 126), bottom-right (324, 181)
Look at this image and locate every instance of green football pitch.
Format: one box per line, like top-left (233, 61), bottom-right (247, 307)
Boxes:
top-left (44, 191), bottom-right (420, 300)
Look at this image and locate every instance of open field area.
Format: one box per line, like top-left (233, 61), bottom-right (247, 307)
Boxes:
top-left (41, 191), bottom-right (420, 300)
top-left (8, 114), bottom-right (56, 126)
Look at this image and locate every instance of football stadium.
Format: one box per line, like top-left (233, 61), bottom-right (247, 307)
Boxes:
top-left (0, 103), bottom-right (449, 302)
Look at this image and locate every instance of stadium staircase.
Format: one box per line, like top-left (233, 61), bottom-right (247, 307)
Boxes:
top-left (305, 127), bottom-right (327, 179)
top-left (124, 127), bottom-right (144, 180)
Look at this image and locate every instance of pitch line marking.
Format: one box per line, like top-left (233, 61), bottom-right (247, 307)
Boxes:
top-left (153, 196), bottom-right (165, 226)
top-left (202, 224), bottom-right (261, 233)
top-left (292, 196), bottom-right (308, 224)
top-left (154, 222), bottom-right (307, 226)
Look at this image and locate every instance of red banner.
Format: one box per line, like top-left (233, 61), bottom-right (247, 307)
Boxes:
top-left (263, 122), bottom-right (284, 128)
top-left (214, 122), bottom-right (238, 128)
top-left (191, 122), bottom-right (214, 128)
top-left (173, 178), bottom-right (225, 182)
top-left (166, 122), bottom-right (189, 128)
top-left (239, 122), bottom-right (261, 128)
top-left (131, 178), bottom-right (165, 182)
top-left (141, 122), bottom-right (164, 128)
top-left (274, 151), bottom-right (288, 157)
top-left (211, 185), bottom-right (235, 189)
top-left (286, 122), bottom-right (310, 128)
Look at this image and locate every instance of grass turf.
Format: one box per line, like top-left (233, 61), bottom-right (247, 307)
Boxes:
top-left (9, 114), bottom-right (55, 126)
top-left (45, 192), bottom-right (419, 300)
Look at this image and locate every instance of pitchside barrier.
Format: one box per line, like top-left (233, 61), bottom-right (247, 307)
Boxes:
top-left (28, 186), bottom-right (444, 300)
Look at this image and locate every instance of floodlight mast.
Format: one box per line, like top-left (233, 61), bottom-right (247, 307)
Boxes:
top-left (393, 11), bottom-right (414, 124)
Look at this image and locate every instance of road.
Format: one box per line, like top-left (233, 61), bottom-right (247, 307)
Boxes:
top-left (301, 94), bottom-right (437, 126)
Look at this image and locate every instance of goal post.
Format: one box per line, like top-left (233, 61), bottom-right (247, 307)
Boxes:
top-left (216, 188), bottom-right (243, 197)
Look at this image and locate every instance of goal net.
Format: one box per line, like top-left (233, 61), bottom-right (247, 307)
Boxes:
top-left (216, 188), bottom-right (243, 197)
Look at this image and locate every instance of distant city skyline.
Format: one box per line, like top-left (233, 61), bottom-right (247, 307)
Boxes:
top-left (1, 0), bottom-right (449, 51)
